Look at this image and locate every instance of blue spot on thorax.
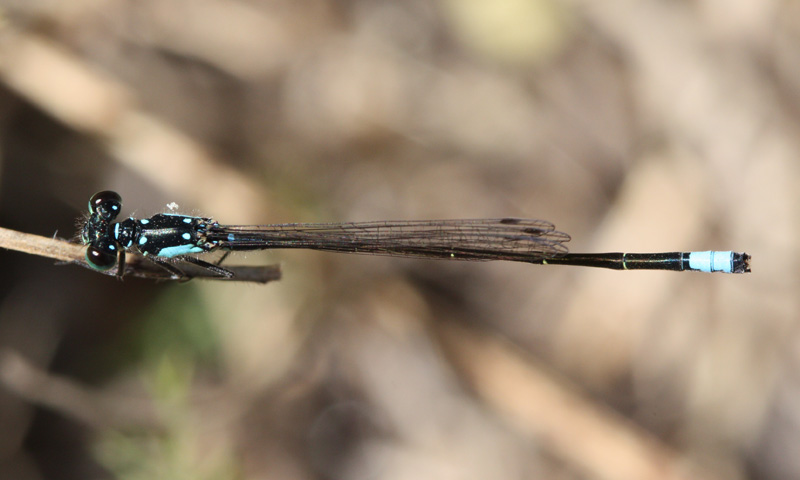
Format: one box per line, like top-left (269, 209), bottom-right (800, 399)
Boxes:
top-left (157, 244), bottom-right (204, 258)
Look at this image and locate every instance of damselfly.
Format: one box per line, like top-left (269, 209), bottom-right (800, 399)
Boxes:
top-left (79, 191), bottom-right (750, 279)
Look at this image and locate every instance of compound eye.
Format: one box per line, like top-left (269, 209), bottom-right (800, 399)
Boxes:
top-left (88, 191), bottom-right (122, 220)
top-left (85, 245), bottom-right (117, 271)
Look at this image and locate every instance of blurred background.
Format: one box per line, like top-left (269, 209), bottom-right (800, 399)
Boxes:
top-left (0, 0), bottom-right (794, 479)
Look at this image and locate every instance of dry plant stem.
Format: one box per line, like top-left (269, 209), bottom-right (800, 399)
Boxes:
top-left (0, 226), bottom-right (281, 283)
top-left (435, 321), bottom-right (721, 480)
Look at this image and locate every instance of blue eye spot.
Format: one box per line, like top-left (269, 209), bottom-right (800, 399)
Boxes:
top-left (183, 218), bottom-right (192, 224)
top-left (139, 236), bottom-right (148, 245)
top-left (109, 244), bottom-right (116, 250)
top-left (182, 233), bottom-right (191, 241)
top-left (140, 219), bottom-right (150, 225)
top-left (228, 233), bottom-right (235, 242)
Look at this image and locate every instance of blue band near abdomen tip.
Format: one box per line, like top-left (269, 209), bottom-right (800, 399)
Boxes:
top-left (688, 251), bottom-right (734, 273)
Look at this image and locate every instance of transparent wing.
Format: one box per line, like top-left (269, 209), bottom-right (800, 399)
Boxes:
top-left (208, 218), bottom-right (570, 262)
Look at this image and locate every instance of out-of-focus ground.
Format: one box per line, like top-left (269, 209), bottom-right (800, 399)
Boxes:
top-left (0, 1), bottom-right (795, 479)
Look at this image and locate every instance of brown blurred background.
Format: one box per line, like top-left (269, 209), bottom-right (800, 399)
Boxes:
top-left (0, 1), bottom-right (794, 479)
